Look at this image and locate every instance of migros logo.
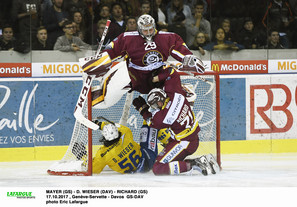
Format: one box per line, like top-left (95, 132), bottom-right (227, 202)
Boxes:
top-left (211, 60), bottom-right (268, 74)
top-left (277, 61), bottom-right (297, 70)
top-left (43, 64), bottom-right (82, 74)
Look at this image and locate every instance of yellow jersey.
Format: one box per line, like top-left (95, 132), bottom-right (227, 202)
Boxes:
top-left (92, 123), bottom-right (142, 174)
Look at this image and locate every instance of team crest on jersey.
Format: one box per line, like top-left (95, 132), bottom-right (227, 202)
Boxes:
top-left (143, 50), bottom-right (163, 65)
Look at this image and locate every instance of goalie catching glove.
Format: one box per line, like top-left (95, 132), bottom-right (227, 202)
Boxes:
top-left (182, 55), bottom-right (205, 74)
top-left (132, 96), bottom-right (149, 116)
top-left (79, 51), bottom-right (112, 77)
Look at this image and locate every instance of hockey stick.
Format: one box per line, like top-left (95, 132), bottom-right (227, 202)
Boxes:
top-left (95, 116), bottom-right (115, 125)
top-left (74, 20), bottom-right (111, 130)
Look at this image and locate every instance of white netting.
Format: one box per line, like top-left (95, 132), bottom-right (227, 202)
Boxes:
top-left (48, 73), bottom-right (219, 175)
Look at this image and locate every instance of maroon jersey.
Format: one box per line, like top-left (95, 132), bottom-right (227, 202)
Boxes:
top-left (103, 31), bottom-right (192, 93)
top-left (146, 91), bottom-right (201, 175)
top-left (144, 92), bottom-right (199, 137)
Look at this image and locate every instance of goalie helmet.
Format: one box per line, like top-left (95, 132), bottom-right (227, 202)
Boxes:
top-left (147, 88), bottom-right (167, 109)
top-left (102, 124), bottom-right (119, 141)
top-left (137, 14), bottom-right (156, 41)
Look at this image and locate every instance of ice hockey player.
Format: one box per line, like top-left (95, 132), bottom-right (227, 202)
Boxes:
top-left (73, 120), bottom-right (159, 174)
top-left (82, 14), bottom-right (205, 95)
top-left (132, 88), bottom-right (220, 175)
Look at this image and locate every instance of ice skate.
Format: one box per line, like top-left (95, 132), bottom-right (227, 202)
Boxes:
top-left (188, 157), bottom-right (208, 176)
top-left (205, 154), bottom-right (221, 174)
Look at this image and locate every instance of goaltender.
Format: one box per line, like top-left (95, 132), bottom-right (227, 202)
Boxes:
top-left (91, 119), bottom-right (158, 174)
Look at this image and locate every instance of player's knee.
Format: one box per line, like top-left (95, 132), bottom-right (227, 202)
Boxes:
top-left (152, 162), bottom-right (167, 175)
top-left (152, 163), bottom-right (160, 175)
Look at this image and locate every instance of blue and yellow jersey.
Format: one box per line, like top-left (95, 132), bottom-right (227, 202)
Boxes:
top-left (92, 123), bottom-right (142, 174)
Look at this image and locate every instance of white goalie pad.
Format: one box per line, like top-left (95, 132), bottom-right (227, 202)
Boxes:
top-left (92, 61), bottom-right (131, 109)
top-left (48, 160), bottom-right (86, 172)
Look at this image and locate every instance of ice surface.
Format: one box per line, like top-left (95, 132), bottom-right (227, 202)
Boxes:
top-left (1, 153), bottom-right (297, 187)
top-left (1, 153), bottom-right (296, 207)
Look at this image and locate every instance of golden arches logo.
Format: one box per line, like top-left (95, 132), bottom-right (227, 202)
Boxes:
top-left (211, 64), bottom-right (220, 72)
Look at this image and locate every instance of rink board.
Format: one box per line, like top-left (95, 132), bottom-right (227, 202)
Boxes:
top-left (1, 75), bottom-right (297, 161)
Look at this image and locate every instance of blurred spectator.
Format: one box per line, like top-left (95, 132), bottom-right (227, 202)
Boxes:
top-left (126, 17), bottom-right (137, 31)
top-left (167, 0), bottom-right (193, 43)
top-left (92, 19), bottom-right (111, 50)
top-left (41, 0), bottom-right (53, 13)
top-left (32, 26), bottom-right (53, 50)
top-left (262, 0), bottom-right (294, 48)
top-left (72, 11), bottom-right (90, 43)
top-left (0, 2), bottom-right (13, 27)
top-left (221, 18), bottom-right (235, 42)
top-left (185, 0), bottom-right (211, 46)
top-left (0, 25), bottom-right (16, 50)
top-left (42, 0), bottom-right (69, 46)
top-left (93, 4), bottom-right (111, 24)
top-left (263, 30), bottom-right (285, 49)
top-left (184, 0), bottom-right (209, 16)
top-left (84, 0), bottom-right (99, 18)
top-left (236, 17), bottom-right (261, 49)
top-left (288, 0), bottom-right (297, 48)
top-left (154, 0), bottom-right (168, 30)
top-left (288, 0), bottom-right (297, 16)
top-left (203, 27), bottom-right (244, 51)
top-left (11, 0), bottom-right (41, 51)
top-left (189, 32), bottom-right (207, 55)
top-left (108, 2), bottom-right (127, 41)
top-left (54, 20), bottom-right (91, 51)
top-left (139, 1), bottom-right (152, 16)
top-left (64, 0), bottom-right (92, 27)
top-left (119, 0), bottom-right (139, 18)
top-left (210, 0), bottom-right (246, 19)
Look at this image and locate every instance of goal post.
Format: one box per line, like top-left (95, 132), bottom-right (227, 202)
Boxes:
top-left (47, 71), bottom-right (220, 176)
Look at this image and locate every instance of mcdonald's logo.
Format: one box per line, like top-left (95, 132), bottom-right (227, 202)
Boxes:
top-left (211, 64), bottom-right (220, 72)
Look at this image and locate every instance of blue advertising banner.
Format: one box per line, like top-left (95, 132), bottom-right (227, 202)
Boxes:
top-left (220, 78), bottom-right (246, 141)
top-left (0, 79), bottom-right (81, 148)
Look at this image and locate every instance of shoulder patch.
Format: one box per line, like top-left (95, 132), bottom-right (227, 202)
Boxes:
top-left (158, 31), bottom-right (174, 35)
top-left (124, 31), bottom-right (139, 37)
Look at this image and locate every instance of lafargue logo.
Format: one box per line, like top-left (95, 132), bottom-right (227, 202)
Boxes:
top-left (7, 191), bottom-right (35, 199)
top-left (143, 50), bottom-right (163, 65)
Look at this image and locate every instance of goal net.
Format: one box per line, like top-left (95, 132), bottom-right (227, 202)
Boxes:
top-left (47, 70), bottom-right (220, 176)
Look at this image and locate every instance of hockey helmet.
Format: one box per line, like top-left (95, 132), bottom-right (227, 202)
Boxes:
top-left (102, 123), bottom-right (119, 141)
top-left (147, 88), bottom-right (167, 109)
top-left (137, 14), bottom-right (156, 41)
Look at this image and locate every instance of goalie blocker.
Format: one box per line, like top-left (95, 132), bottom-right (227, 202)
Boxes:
top-left (80, 51), bottom-right (112, 77)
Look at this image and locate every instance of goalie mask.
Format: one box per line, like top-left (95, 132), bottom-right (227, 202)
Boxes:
top-left (137, 14), bottom-right (156, 41)
top-left (147, 88), bottom-right (167, 109)
top-left (102, 124), bottom-right (119, 141)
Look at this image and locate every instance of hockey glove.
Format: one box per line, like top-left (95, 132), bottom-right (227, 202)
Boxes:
top-left (133, 96), bottom-right (149, 116)
top-left (182, 55), bottom-right (205, 74)
top-left (79, 51), bottom-right (112, 77)
top-left (72, 142), bottom-right (87, 160)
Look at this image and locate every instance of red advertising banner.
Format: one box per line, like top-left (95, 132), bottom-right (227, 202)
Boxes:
top-left (0, 63), bottom-right (32, 77)
top-left (211, 60), bottom-right (268, 74)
